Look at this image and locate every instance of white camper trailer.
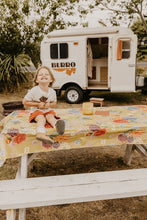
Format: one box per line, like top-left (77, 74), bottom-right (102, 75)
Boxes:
top-left (41, 27), bottom-right (142, 103)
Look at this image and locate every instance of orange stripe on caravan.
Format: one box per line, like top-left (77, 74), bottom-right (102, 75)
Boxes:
top-left (53, 68), bottom-right (76, 76)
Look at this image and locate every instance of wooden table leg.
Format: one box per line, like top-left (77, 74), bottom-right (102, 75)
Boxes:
top-left (18, 155), bottom-right (28, 220)
top-left (0, 160), bottom-right (5, 167)
top-left (135, 145), bottom-right (147, 157)
top-left (6, 153), bottom-right (38, 220)
top-left (124, 144), bottom-right (135, 165)
top-left (7, 155), bottom-right (28, 220)
top-left (27, 153), bottom-right (38, 167)
top-left (124, 144), bottom-right (147, 165)
top-left (6, 210), bottom-right (16, 220)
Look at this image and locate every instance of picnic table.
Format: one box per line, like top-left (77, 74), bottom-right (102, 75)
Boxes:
top-left (0, 105), bottom-right (147, 163)
top-left (0, 105), bottom-right (147, 220)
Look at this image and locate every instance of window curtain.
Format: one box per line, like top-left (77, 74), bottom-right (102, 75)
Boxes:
top-left (87, 40), bottom-right (93, 78)
top-left (117, 40), bottom-right (122, 60)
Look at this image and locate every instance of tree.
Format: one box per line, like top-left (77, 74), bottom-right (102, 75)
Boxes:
top-left (0, 0), bottom-right (31, 91)
top-left (0, 0), bottom-right (83, 91)
top-left (90, 0), bottom-right (147, 33)
top-left (0, 0), bottom-right (82, 68)
top-left (131, 18), bottom-right (147, 60)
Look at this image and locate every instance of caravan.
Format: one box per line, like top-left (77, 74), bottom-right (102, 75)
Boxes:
top-left (41, 27), bottom-right (144, 103)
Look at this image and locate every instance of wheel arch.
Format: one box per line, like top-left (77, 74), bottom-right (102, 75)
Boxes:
top-left (60, 82), bottom-right (83, 91)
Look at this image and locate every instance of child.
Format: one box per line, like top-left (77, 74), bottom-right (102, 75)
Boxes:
top-left (23, 66), bottom-right (65, 144)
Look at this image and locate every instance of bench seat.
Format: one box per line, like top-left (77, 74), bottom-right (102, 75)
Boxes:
top-left (0, 168), bottom-right (147, 210)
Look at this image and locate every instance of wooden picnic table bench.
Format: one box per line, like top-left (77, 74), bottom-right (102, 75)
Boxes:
top-left (0, 152), bottom-right (147, 220)
top-left (0, 151), bottom-right (147, 220)
top-left (1, 169), bottom-right (146, 210)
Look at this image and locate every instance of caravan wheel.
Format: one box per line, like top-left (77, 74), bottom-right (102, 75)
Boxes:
top-left (64, 86), bottom-right (83, 104)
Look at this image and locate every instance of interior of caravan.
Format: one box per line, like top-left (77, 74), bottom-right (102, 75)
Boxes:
top-left (87, 37), bottom-right (109, 89)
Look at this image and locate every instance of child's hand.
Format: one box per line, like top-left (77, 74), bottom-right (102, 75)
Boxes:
top-left (38, 102), bottom-right (45, 109)
top-left (44, 102), bottom-right (50, 109)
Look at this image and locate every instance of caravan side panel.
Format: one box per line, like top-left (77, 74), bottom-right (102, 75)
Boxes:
top-left (41, 37), bottom-right (87, 89)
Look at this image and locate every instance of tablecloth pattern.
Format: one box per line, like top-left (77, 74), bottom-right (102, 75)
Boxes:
top-left (0, 105), bottom-right (147, 161)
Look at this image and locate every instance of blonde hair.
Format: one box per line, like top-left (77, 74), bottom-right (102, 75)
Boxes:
top-left (34, 66), bottom-right (55, 87)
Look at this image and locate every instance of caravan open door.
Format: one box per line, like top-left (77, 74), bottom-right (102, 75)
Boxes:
top-left (111, 35), bottom-right (137, 92)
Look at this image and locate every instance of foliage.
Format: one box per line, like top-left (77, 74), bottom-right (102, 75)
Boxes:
top-left (0, 53), bottom-right (31, 92)
top-left (131, 18), bottom-right (147, 60)
top-left (136, 66), bottom-right (145, 75)
top-left (0, 0), bottom-right (83, 68)
top-left (91, 0), bottom-right (147, 33)
top-left (88, 0), bottom-right (147, 60)
top-left (0, 0), bottom-right (86, 91)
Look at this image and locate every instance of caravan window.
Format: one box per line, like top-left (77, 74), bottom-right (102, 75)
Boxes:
top-left (50, 43), bottom-right (68, 59)
top-left (50, 44), bottom-right (58, 59)
top-left (117, 39), bottom-right (130, 60)
top-left (122, 40), bottom-right (130, 59)
top-left (60, 43), bottom-right (68, 58)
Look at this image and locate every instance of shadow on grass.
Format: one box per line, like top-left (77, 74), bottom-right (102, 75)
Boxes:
top-left (84, 90), bottom-right (147, 105)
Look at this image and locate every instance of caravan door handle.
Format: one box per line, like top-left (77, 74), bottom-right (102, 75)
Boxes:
top-left (128, 64), bottom-right (135, 67)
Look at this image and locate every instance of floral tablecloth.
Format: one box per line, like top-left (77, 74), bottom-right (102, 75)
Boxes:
top-left (0, 105), bottom-right (147, 161)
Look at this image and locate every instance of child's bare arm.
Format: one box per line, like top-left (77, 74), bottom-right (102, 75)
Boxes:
top-left (23, 98), bottom-right (45, 109)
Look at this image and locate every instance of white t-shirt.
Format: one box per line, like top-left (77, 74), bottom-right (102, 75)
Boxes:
top-left (24, 85), bottom-right (57, 113)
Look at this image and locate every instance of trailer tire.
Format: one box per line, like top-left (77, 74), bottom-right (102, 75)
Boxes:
top-left (64, 86), bottom-right (83, 104)
top-left (142, 87), bottom-right (147, 94)
top-left (83, 90), bottom-right (91, 96)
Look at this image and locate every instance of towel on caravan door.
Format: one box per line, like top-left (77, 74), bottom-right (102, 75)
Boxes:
top-left (87, 40), bottom-right (93, 78)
